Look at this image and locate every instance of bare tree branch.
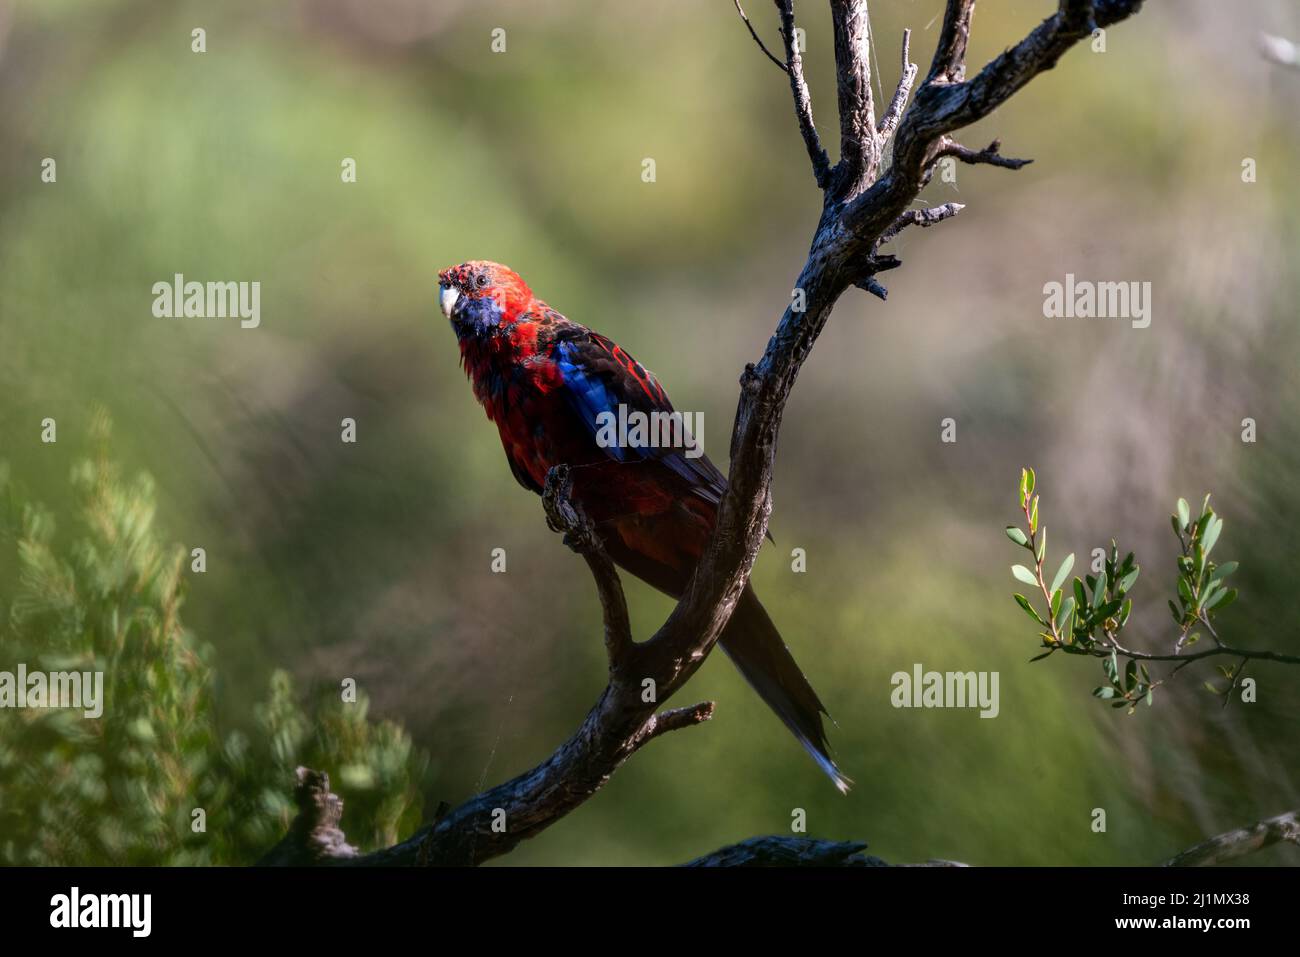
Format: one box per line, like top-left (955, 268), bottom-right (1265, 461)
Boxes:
top-left (702, 809), bottom-right (1300, 867)
top-left (644, 700), bottom-right (716, 742)
top-left (915, 138), bottom-right (1032, 190)
top-left (267, 0), bottom-right (1149, 868)
top-left (543, 464), bottom-right (634, 669)
top-left (365, 468), bottom-right (723, 867)
top-left (684, 837), bottom-right (887, 866)
top-left (733, 0), bottom-right (789, 73)
top-left (877, 201), bottom-right (965, 247)
top-left (1163, 811), bottom-right (1300, 867)
top-left (856, 275), bottom-right (889, 300)
top-left (937, 136), bottom-right (1034, 171)
top-left (877, 29), bottom-right (918, 141)
top-left (1078, 642), bottom-right (1300, 667)
top-left (775, 0), bottom-right (832, 189)
top-left (830, 0), bottom-right (877, 189)
top-left (910, 0), bottom-right (1123, 141)
top-left (842, 1), bottom-right (1143, 245)
top-left (926, 0), bottom-right (976, 83)
top-left (258, 769), bottom-right (357, 865)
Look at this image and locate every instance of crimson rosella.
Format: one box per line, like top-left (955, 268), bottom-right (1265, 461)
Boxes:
top-left (437, 260), bottom-right (849, 791)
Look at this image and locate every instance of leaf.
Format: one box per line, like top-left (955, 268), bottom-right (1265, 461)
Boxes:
top-left (1209, 588), bottom-right (1238, 610)
top-left (1014, 594), bottom-right (1045, 625)
top-left (1025, 467), bottom-right (1036, 501)
top-left (1075, 579), bottom-right (1088, 609)
top-left (1037, 527), bottom-right (1047, 563)
top-left (1028, 650), bottom-right (1055, 662)
top-left (1176, 497), bottom-right (1190, 531)
top-left (1054, 596), bottom-right (1075, 632)
top-left (1005, 526), bottom-right (1029, 547)
top-left (1117, 568), bottom-right (1139, 594)
top-left (1124, 659), bottom-right (1138, 693)
top-left (1092, 570), bottom-right (1108, 607)
top-left (1203, 681), bottom-right (1223, 696)
top-left (1029, 495), bottom-right (1039, 534)
top-left (1019, 469), bottom-right (1029, 507)
top-left (1050, 554), bottom-right (1075, 596)
top-left (1092, 687), bottom-right (1116, 700)
top-left (1012, 564), bottom-right (1038, 586)
top-left (1201, 516), bottom-right (1222, 555)
top-left (1102, 650), bottom-right (1119, 684)
top-left (1208, 561), bottom-right (1238, 585)
top-left (1168, 600), bottom-right (1181, 623)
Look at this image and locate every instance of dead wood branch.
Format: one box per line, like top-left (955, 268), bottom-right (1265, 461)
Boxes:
top-left (268, 0), bottom-right (1147, 868)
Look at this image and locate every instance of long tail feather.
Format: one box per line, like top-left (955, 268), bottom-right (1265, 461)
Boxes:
top-left (718, 585), bottom-right (851, 793)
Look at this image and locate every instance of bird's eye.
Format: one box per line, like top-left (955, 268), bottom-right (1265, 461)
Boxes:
top-left (476, 274), bottom-right (489, 288)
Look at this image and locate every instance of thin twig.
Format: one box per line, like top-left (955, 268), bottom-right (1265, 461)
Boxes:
top-left (733, 0), bottom-right (788, 73)
top-left (877, 202), bottom-right (964, 246)
top-left (1068, 642), bottom-right (1300, 666)
top-left (939, 137), bottom-right (1034, 170)
top-left (877, 29), bottom-right (918, 140)
top-left (643, 701), bottom-right (716, 743)
top-left (775, 0), bottom-right (832, 189)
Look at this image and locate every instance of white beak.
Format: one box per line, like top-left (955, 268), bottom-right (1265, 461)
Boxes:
top-left (439, 284), bottom-right (460, 319)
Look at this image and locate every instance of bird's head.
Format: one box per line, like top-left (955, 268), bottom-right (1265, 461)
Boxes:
top-left (437, 260), bottom-right (534, 335)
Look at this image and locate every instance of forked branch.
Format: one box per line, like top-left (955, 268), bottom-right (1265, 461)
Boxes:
top-left (775, 0), bottom-right (833, 188)
top-left (877, 30), bottom-right (918, 142)
top-left (267, 0), bottom-right (1146, 867)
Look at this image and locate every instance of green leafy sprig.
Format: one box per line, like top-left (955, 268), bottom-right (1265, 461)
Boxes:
top-left (1004, 469), bottom-right (1298, 712)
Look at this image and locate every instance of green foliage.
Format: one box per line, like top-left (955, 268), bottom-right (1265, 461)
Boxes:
top-left (214, 671), bottom-right (428, 857)
top-left (0, 424), bottom-right (428, 864)
top-left (1004, 469), bottom-right (1248, 713)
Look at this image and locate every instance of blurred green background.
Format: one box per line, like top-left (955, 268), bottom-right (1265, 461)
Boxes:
top-left (2, 0), bottom-right (1299, 865)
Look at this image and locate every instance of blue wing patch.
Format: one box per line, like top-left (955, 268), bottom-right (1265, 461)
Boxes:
top-left (552, 336), bottom-right (727, 503)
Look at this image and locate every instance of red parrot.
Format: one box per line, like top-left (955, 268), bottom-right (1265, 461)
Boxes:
top-left (438, 260), bottom-right (849, 791)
